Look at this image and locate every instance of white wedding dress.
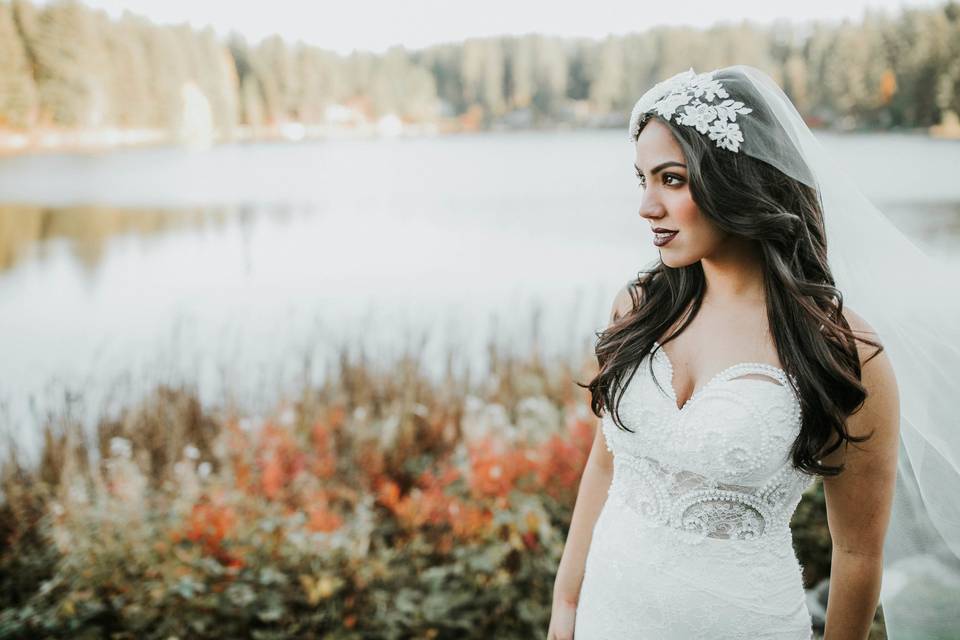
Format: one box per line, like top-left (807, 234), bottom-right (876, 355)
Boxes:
top-left (574, 342), bottom-right (816, 639)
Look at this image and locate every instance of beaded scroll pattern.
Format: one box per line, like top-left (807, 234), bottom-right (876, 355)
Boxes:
top-left (601, 343), bottom-right (815, 553)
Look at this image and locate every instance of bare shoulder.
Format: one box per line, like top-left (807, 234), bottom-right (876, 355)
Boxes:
top-left (840, 306), bottom-right (884, 367)
top-left (840, 305), bottom-right (875, 338)
top-left (609, 280), bottom-right (643, 324)
top-left (839, 305), bottom-right (899, 439)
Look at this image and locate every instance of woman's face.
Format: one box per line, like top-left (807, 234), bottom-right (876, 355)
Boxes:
top-left (634, 118), bottom-right (728, 268)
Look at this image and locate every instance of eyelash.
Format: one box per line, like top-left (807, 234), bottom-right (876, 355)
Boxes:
top-left (635, 172), bottom-right (684, 188)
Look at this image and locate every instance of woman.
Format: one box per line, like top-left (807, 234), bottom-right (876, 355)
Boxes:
top-left (547, 66), bottom-right (959, 639)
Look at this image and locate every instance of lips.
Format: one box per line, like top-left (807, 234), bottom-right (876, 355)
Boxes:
top-left (652, 228), bottom-right (678, 247)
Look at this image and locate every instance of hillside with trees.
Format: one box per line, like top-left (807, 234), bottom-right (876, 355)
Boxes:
top-left (1, 0), bottom-right (959, 148)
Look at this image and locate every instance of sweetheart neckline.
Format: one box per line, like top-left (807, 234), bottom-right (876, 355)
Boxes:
top-left (652, 340), bottom-right (793, 413)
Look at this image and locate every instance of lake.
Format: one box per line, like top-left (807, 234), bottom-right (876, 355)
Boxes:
top-left (1, 129), bottom-right (958, 453)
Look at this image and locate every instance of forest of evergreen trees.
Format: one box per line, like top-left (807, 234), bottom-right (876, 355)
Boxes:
top-left (0, 0), bottom-right (959, 139)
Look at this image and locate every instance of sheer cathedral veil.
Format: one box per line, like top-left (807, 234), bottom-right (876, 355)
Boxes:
top-left (628, 65), bottom-right (960, 636)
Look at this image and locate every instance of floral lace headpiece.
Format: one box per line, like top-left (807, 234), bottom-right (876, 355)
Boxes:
top-left (628, 68), bottom-right (753, 152)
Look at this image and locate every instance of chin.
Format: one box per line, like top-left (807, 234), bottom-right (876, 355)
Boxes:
top-left (659, 251), bottom-right (699, 269)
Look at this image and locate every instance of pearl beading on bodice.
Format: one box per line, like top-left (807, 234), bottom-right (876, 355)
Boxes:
top-left (576, 343), bottom-right (816, 639)
top-left (601, 344), bottom-right (816, 553)
top-left (607, 453), bottom-right (812, 554)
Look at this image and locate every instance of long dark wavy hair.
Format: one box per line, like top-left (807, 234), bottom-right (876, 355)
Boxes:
top-left (581, 97), bottom-right (883, 477)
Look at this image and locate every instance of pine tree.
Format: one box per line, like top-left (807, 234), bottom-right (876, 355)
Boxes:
top-left (0, 0), bottom-right (37, 128)
top-left (24, 0), bottom-right (106, 127)
top-left (135, 19), bottom-right (189, 130)
top-left (92, 11), bottom-right (151, 128)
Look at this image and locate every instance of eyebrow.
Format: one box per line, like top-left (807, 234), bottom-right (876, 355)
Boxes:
top-left (634, 161), bottom-right (687, 175)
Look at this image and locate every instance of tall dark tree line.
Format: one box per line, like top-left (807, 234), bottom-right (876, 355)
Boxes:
top-left (0, 0), bottom-right (958, 135)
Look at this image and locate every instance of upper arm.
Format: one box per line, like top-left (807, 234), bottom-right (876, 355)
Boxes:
top-left (821, 307), bottom-right (901, 557)
top-left (591, 281), bottom-right (642, 470)
top-left (609, 281), bottom-right (640, 325)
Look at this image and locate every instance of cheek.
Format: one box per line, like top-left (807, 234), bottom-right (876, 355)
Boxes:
top-left (669, 190), bottom-right (705, 230)
top-left (667, 191), bottom-right (727, 257)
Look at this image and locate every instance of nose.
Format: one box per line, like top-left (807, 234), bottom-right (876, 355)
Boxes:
top-left (638, 190), bottom-right (666, 223)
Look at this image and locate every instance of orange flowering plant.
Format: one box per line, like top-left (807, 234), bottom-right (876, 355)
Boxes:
top-left (0, 334), bottom-right (838, 638)
top-left (0, 345), bottom-right (602, 638)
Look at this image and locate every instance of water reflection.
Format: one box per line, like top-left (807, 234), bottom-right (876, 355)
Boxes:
top-left (2, 198), bottom-right (958, 279)
top-left (0, 203), bottom-right (313, 275)
top-left (0, 130), bottom-right (958, 453)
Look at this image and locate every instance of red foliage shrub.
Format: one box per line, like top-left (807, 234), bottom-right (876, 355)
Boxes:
top-left (257, 423), bottom-right (307, 501)
top-left (534, 418), bottom-right (594, 501)
top-left (467, 437), bottom-right (536, 500)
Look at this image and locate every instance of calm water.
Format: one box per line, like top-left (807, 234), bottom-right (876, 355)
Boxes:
top-left (1, 129), bottom-right (958, 451)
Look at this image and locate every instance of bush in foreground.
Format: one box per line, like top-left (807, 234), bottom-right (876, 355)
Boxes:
top-left (0, 344), bottom-right (835, 638)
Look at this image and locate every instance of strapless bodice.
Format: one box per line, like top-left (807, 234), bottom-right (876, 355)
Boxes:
top-left (575, 343), bottom-right (816, 639)
top-left (601, 342), bottom-right (816, 550)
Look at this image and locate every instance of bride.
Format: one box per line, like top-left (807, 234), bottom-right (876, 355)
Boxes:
top-left (547, 65), bottom-right (959, 639)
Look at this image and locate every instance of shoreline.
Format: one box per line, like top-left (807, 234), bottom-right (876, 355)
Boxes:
top-left (1, 120), bottom-right (954, 158)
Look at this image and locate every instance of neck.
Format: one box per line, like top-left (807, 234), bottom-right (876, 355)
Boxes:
top-left (700, 236), bottom-right (766, 306)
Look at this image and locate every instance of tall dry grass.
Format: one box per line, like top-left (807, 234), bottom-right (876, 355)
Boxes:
top-left (0, 326), bottom-right (860, 638)
top-left (0, 335), bottom-right (603, 638)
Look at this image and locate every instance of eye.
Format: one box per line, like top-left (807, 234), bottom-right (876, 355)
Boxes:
top-left (663, 173), bottom-right (685, 186)
top-left (635, 171), bottom-right (647, 188)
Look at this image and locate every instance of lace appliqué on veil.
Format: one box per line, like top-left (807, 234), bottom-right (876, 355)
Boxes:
top-left (628, 68), bottom-right (753, 152)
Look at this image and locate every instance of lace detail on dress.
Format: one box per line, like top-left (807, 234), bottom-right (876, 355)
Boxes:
top-left (607, 452), bottom-right (811, 551)
top-left (576, 344), bottom-right (816, 639)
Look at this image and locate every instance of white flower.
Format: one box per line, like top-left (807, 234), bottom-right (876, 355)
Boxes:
top-left (679, 103), bottom-right (718, 134)
top-left (109, 437), bottom-right (132, 460)
top-left (713, 99), bottom-right (753, 124)
top-left (239, 416), bottom-right (262, 431)
top-left (629, 68), bottom-right (697, 140)
top-left (198, 461), bottom-right (212, 479)
top-left (654, 92), bottom-right (692, 119)
top-left (184, 444), bottom-right (200, 460)
top-left (708, 120), bottom-right (745, 152)
top-left (691, 78), bottom-right (728, 102)
top-left (640, 68), bottom-right (696, 112)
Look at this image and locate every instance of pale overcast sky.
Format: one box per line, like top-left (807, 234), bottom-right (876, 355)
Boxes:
top-left (81, 0), bottom-right (943, 54)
